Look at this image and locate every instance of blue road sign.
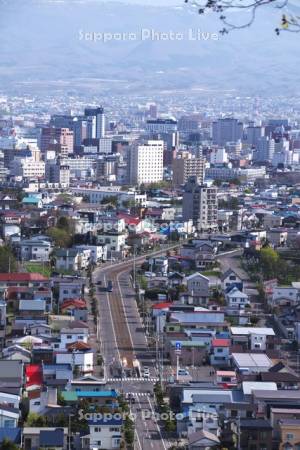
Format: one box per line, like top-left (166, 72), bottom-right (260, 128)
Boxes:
top-left (175, 342), bottom-right (181, 350)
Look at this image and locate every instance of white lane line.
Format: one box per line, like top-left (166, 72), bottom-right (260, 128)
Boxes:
top-left (135, 397), bottom-right (145, 450)
top-left (104, 274), bottom-right (121, 366)
top-left (116, 269), bottom-right (136, 357)
top-left (146, 397), bottom-right (167, 450)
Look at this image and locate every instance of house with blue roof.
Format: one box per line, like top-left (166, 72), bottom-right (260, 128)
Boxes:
top-left (22, 195), bottom-right (43, 208)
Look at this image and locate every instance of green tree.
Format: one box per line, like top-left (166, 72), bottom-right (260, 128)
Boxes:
top-left (0, 439), bottom-right (19, 450)
top-left (0, 246), bottom-right (17, 273)
top-left (260, 247), bottom-right (280, 279)
top-left (101, 196), bottom-right (118, 206)
top-left (57, 216), bottom-right (72, 232)
top-left (26, 412), bottom-right (47, 426)
top-left (47, 227), bottom-right (72, 248)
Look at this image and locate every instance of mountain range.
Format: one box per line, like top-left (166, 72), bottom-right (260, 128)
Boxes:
top-left (0, 0), bottom-right (299, 95)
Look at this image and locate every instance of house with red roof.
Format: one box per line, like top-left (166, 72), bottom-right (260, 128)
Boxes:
top-left (0, 273), bottom-right (49, 290)
top-left (25, 364), bottom-right (43, 390)
top-left (210, 338), bottom-right (231, 367)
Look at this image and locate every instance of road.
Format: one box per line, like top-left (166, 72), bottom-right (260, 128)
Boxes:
top-left (93, 247), bottom-right (179, 450)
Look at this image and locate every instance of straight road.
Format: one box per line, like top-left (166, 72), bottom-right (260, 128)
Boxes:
top-left (93, 246), bottom-right (179, 450)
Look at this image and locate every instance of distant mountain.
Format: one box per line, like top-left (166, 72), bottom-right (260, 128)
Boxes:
top-left (0, 0), bottom-right (299, 95)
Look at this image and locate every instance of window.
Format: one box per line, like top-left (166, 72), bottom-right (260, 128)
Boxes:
top-left (287, 434), bottom-right (294, 440)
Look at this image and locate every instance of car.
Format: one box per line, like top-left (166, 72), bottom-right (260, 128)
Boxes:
top-left (125, 393), bottom-right (136, 404)
top-left (143, 367), bottom-right (150, 378)
top-left (177, 368), bottom-right (190, 376)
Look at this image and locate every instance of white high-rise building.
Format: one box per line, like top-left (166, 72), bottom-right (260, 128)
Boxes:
top-left (210, 148), bottom-right (228, 165)
top-left (129, 140), bottom-right (164, 185)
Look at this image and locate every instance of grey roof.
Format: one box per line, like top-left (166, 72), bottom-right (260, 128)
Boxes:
top-left (0, 360), bottom-right (23, 381)
top-left (253, 390), bottom-right (300, 400)
top-left (19, 300), bottom-right (46, 311)
top-left (240, 419), bottom-right (272, 430)
top-left (188, 430), bottom-right (220, 445)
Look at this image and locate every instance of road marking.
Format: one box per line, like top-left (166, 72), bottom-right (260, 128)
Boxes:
top-left (117, 269), bottom-right (136, 358)
top-left (103, 274), bottom-right (121, 366)
top-left (146, 397), bottom-right (167, 450)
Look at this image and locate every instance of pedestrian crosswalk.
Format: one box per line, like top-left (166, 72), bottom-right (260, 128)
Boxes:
top-left (129, 392), bottom-right (151, 397)
top-left (106, 377), bottom-right (159, 383)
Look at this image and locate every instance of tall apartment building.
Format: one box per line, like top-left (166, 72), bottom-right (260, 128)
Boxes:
top-left (129, 140), bottom-right (164, 185)
top-left (45, 160), bottom-right (70, 186)
top-left (84, 107), bottom-right (105, 139)
top-left (40, 127), bottom-right (74, 157)
top-left (50, 115), bottom-right (88, 150)
top-left (212, 118), bottom-right (243, 146)
top-left (183, 177), bottom-right (218, 232)
top-left (253, 137), bottom-right (275, 163)
top-left (245, 125), bottom-right (265, 147)
top-left (172, 155), bottom-right (205, 187)
top-left (10, 157), bottom-right (45, 180)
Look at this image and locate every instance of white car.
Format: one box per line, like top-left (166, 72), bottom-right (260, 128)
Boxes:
top-left (143, 367), bottom-right (150, 379)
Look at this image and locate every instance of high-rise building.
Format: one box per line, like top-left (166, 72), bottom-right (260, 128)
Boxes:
top-left (84, 107), bottom-right (105, 139)
top-left (40, 127), bottom-right (74, 156)
top-left (182, 177), bottom-right (218, 232)
top-left (50, 115), bottom-right (88, 151)
top-left (245, 125), bottom-right (265, 147)
top-left (172, 155), bottom-right (205, 187)
top-left (253, 137), bottom-right (275, 163)
top-left (129, 140), bottom-right (164, 185)
top-left (210, 148), bottom-right (228, 165)
top-left (212, 118), bottom-right (243, 146)
top-left (146, 118), bottom-right (177, 134)
top-left (45, 160), bottom-right (70, 186)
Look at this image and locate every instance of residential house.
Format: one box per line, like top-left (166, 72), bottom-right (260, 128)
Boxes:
top-left (81, 417), bottom-right (122, 450)
top-left (222, 268), bottom-right (244, 292)
top-left (53, 276), bottom-right (85, 303)
top-left (2, 345), bottom-right (31, 363)
top-left (18, 299), bottom-right (47, 317)
top-left (58, 327), bottom-right (89, 350)
top-left (55, 342), bottom-right (93, 374)
top-left (210, 338), bottom-right (231, 367)
top-left (279, 419), bottom-right (300, 450)
top-left (230, 327), bottom-right (276, 351)
top-left (188, 430), bottom-right (220, 450)
top-left (270, 286), bottom-right (300, 307)
top-left (55, 248), bottom-right (91, 272)
top-left (183, 273), bottom-right (210, 306)
top-left (225, 286), bottom-right (249, 310)
top-left (0, 273), bottom-right (49, 291)
top-left (238, 419), bottom-right (273, 450)
top-left (20, 238), bottom-right (53, 262)
top-left (74, 244), bottom-right (107, 263)
top-left (0, 406), bottom-right (20, 428)
top-left (23, 427), bottom-right (68, 450)
top-left (167, 310), bottom-right (226, 333)
top-left (231, 353), bottom-right (273, 374)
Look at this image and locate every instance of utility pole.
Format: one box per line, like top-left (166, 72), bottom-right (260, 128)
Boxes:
top-left (133, 245), bottom-right (136, 290)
